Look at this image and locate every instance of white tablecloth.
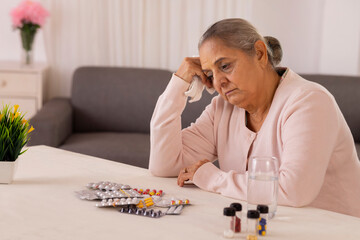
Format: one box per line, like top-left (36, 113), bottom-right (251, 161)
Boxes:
top-left (1, 146), bottom-right (359, 240)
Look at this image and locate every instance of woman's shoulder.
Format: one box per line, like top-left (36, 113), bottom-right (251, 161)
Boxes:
top-left (278, 68), bottom-right (335, 103)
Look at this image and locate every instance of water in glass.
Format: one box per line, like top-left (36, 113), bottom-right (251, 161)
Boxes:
top-left (247, 156), bottom-right (279, 219)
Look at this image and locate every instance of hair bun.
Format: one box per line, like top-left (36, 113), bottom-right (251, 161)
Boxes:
top-left (264, 36), bottom-right (282, 66)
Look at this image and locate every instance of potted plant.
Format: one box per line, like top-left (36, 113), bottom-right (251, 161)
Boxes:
top-left (0, 104), bottom-right (34, 183)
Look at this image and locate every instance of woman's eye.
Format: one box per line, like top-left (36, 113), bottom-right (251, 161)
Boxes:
top-left (221, 63), bottom-right (231, 71)
top-left (207, 75), bottom-right (213, 82)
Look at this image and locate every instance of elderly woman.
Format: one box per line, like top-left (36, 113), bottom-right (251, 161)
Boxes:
top-left (149, 18), bottom-right (360, 217)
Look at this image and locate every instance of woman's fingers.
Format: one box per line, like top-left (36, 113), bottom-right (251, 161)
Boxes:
top-left (177, 159), bottom-right (211, 187)
top-left (177, 170), bottom-right (190, 187)
top-left (175, 57), bottom-right (207, 84)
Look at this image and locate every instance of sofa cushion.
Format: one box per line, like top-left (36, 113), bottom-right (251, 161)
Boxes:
top-left (60, 133), bottom-right (150, 168)
top-left (71, 66), bottom-right (215, 132)
top-left (71, 67), bottom-right (172, 133)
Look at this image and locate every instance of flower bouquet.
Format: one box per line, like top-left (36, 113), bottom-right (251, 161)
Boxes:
top-left (10, 0), bottom-right (49, 65)
top-left (0, 105), bottom-right (34, 183)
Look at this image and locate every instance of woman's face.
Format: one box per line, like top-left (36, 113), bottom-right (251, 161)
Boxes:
top-left (199, 38), bottom-right (265, 109)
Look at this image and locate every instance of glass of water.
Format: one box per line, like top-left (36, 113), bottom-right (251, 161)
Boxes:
top-left (247, 156), bottom-right (279, 219)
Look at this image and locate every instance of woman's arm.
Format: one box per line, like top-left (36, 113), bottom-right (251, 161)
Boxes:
top-left (191, 89), bottom-right (340, 206)
top-left (276, 90), bottom-right (339, 207)
top-left (149, 74), bottom-right (218, 177)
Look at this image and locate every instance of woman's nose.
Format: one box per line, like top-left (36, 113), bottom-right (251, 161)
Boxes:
top-left (213, 72), bottom-right (228, 88)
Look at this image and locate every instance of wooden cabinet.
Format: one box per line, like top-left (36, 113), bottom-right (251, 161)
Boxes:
top-left (0, 61), bottom-right (48, 119)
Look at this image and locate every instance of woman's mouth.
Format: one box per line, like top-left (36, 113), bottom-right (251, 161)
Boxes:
top-left (225, 89), bottom-right (236, 95)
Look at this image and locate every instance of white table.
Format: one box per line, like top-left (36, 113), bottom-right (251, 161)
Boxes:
top-left (1, 146), bottom-right (359, 240)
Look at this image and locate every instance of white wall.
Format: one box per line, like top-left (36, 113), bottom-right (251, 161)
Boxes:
top-left (0, 0), bottom-right (47, 62)
top-left (0, 0), bottom-right (359, 99)
top-left (251, 0), bottom-right (325, 74)
top-left (251, 0), bottom-right (360, 76)
top-left (319, 0), bottom-right (360, 75)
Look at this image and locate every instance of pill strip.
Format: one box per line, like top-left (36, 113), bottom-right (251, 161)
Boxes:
top-left (166, 205), bottom-right (184, 215)
top-left (119, 205), bottom-right (164, 218)
top-left (96, 198), bottom-right (140, 207)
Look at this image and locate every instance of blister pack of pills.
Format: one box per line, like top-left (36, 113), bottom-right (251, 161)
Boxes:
top-left (133, 188), bottom-right (164, 197)
top-left (76, 181), bottom-right (190, 217)
top-left (155, 198), bottom-right (190, 208)
top-left (166, 205), bottom-right (184, 215)
top-left (76, 182), bottom-right (142, 200)
top-left (119, 205), bottom-right (164, 218)
top-left (86, 181), bottom-right (131, 191)
top-left (75, 190), bottom-right (99, 200)
top-left (96, 197), bottom-right (140, 207)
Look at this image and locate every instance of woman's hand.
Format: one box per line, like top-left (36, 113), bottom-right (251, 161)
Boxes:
top-left (177, 159), bottom-right (210, 187)
top-left (175, 57), bottom-right (213, 88)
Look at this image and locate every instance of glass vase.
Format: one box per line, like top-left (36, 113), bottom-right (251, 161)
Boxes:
top-left (20, 27), bottom-right (37, 66)
top-left (21, 48), bottom-right (34, 65)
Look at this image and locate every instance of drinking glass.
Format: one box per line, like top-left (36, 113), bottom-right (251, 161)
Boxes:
top-left (247, 156), bottom-right (279, 219)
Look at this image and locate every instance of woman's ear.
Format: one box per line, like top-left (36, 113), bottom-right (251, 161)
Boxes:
top-left (254, 40), bottom-right (268, 68)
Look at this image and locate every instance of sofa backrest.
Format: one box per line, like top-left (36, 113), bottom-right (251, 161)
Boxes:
top-left (71, 67), bottom-right (214, 133)
top-left (300, 74), bottom-right (360, 143)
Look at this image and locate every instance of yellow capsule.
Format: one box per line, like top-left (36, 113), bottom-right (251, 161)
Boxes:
top-left (137, 201), bottom-right (144, 208)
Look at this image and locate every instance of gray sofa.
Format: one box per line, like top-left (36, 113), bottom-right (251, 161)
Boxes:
top-left (28, 67), bottom-right (360, 168)
top-left (28, 67), bottom-right (214, 168)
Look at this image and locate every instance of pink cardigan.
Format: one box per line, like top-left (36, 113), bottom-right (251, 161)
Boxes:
top-left (149, 68), bottom-right (360, 217)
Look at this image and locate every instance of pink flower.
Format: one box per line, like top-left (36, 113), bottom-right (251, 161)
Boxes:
top-left (10, 0), bottom-right (49, 28)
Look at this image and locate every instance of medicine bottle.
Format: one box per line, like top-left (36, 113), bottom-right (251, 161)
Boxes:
top-left (230, 202), bottom-right (242, 233)
top-left (247, 210), bottom-right (260, 240)
top-left (223, 207), bottom-right (236, 238)
top-left (257, 205), bottom-right (269, 236)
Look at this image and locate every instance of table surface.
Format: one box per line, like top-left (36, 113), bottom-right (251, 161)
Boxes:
top-left (1, 146), bottom-right (359, 240)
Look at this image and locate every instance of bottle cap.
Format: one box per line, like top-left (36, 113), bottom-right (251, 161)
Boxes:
top-left (223, 207), bottom-right (236, 216)
top-left (247, 210), bottom-right (260, 219)
top-left (230, 202), bottom-right (242, 211)
top-left (257, 205), bottom-right (269, 214)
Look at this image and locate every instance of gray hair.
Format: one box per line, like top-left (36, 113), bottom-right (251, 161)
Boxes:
top-left (198, 18), bottom-right (282, 67)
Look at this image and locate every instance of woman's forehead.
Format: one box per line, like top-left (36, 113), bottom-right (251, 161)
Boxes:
top-left (199, 39), bottom-right (244, 67)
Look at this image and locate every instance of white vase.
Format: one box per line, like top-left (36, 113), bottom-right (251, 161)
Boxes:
top-left (0, 160), bottom-right (18, 184)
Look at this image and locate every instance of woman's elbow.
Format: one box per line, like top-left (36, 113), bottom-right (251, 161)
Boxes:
top-left (148, 166), bottom-right (168, 177)
top-left (148, 161), bottom-right (178, 177)
top-left (279, 186), bottom-right (317, 207)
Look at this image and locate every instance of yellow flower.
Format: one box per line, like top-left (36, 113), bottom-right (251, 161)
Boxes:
top-left (0, 113), bottom-right (2, 121)
top-left (28, 126), bottom-right (35, 133)
top-left (14, 105), bottom-right (19, 113)
top-left (22, 119), bottom-right (28, 125)
top-left (11, 112), bottom-right (20, 121)
top-left (14, 112), bottom-right (20, 119)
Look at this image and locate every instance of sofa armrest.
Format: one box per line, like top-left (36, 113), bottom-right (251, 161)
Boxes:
top-left (28, 98), bottom-right (73, 147)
